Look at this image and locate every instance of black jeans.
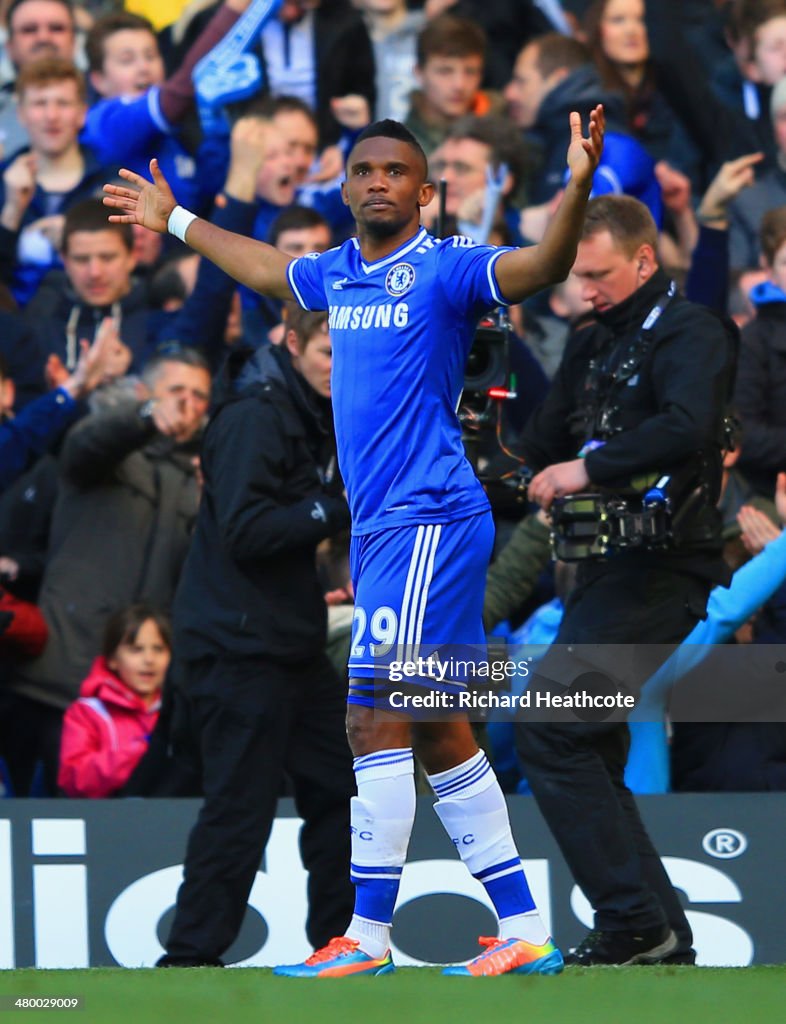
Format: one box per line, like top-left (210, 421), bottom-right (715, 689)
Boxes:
top-left (515, 564), bottom-right (709, 947)
top-left (164, 651), bottom-right (355, 963)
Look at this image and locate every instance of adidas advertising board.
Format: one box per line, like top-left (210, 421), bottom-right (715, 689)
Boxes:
top-left (0, 796), bottom-right (780, 968)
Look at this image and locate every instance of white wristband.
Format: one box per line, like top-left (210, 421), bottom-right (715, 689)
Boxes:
top-left (167, 205), bottom-right (197, 243)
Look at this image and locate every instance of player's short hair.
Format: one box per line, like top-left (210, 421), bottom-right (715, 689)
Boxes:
top-left (444, 114), bottom-right (533, 199)
top-left (7, 0), bottom-right (74, 34)
top-left (283, 302), bottom-right (329, 353)
top-left (351, 119), bottom-right (429, 179)
top-left (0, 352), bottom-right (9, 383)
top-left (62, 198), bottom-right (133, 254)
top-left (416, 14), bottom-right (486, 67)
top-left (726, 0), bottom-right (786, 48)
top-left (85, 12), bottom-right (156, 73)
top-left (269, 206), bottom-right (330, 247)
top-left (581, 195), bottom-right (659, 257)
top-left (760, 204), bottom-right (786, 264)
top-left (15, 55), bottom-right (86, 102)
top-left (527, 31), bottom-right (591, 78)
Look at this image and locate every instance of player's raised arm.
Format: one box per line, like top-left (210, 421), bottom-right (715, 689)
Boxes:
top-left (103, 159), bottom-right (295, 301)
top-left (494, 105), bottom-right (605, 304)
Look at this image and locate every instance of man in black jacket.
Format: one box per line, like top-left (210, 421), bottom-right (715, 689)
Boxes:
top-left (515, 194), bottom-right (735, 966)
top-left (158, 305), bottom-right (354, 968)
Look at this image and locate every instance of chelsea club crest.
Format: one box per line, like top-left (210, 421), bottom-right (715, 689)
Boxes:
top-left (385, 263), bottom-right (416, 296)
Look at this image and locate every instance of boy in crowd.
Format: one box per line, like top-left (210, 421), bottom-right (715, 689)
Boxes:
top-left (82, 2), bottom-right (251, 215)
top-left (0, 58), bottom-right (111, 305)
top-left (404, 14), bottom-right (504, 157)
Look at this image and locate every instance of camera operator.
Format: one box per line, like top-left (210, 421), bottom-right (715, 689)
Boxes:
top-left (514, 195), bottom-right (736, 966)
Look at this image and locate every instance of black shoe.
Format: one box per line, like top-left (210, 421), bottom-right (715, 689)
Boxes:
top-left (564, 925), bottom-right (678, 966)
top-left (156, 954), bottom-right (224, 968)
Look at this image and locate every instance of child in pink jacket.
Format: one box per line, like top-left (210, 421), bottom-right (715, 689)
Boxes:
top-left (58, 604), bottom-right (172, 798)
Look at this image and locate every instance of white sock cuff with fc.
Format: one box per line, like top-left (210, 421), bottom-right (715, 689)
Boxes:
top-left (351, 748), bottom-right (416, 868)
top-left (427, 751), bottom-right (519, 876)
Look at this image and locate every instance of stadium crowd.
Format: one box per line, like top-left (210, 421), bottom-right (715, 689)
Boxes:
top-left (0, 0), bottom-right (785, 816)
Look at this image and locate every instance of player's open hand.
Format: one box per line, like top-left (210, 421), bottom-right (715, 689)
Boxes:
top-left (103, 159), bottom-right (177, 234)
top-left (566, 104), bottom-right (604, 192)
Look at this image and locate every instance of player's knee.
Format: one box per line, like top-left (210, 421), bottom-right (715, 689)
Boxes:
top-left (411, 733), bottom-right (450, 772)
top-left (346, 702), bottom-right (410, 757)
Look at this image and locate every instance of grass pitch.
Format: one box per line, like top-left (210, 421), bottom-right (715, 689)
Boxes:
top-left (1, 966), bottom-right (784, 1024)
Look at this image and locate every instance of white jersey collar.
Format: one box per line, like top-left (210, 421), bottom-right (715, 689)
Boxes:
top-left (353, 227), bottom-right (428, 275)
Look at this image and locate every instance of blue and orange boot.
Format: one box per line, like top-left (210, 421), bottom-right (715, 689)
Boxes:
top-left (443, 936), bottom-right (564, 977)
top-left (273, 936), bottom-right (395, 978)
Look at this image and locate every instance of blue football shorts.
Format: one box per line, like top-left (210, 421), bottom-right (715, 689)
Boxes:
top-left (347, 511), bottom-right (495, 709)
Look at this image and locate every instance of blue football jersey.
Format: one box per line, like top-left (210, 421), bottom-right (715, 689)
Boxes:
top-left (287, 227), bottom-right (515, 535)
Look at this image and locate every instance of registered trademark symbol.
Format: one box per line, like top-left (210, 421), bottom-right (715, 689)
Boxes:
top-left (702, 828), bottom-right (748, 859)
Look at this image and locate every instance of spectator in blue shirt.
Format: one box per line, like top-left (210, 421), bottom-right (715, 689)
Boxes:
top-left (82, 2), bottom-right (251, 216)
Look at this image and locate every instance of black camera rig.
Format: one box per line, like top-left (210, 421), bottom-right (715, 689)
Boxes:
top-left (549, 463), bottom-right (711, 561)
top-left (549, 492), bottom-right (670, 560)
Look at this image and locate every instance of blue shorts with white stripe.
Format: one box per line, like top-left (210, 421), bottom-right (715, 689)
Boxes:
top-left (347, 511), bottom-right (494, 709)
